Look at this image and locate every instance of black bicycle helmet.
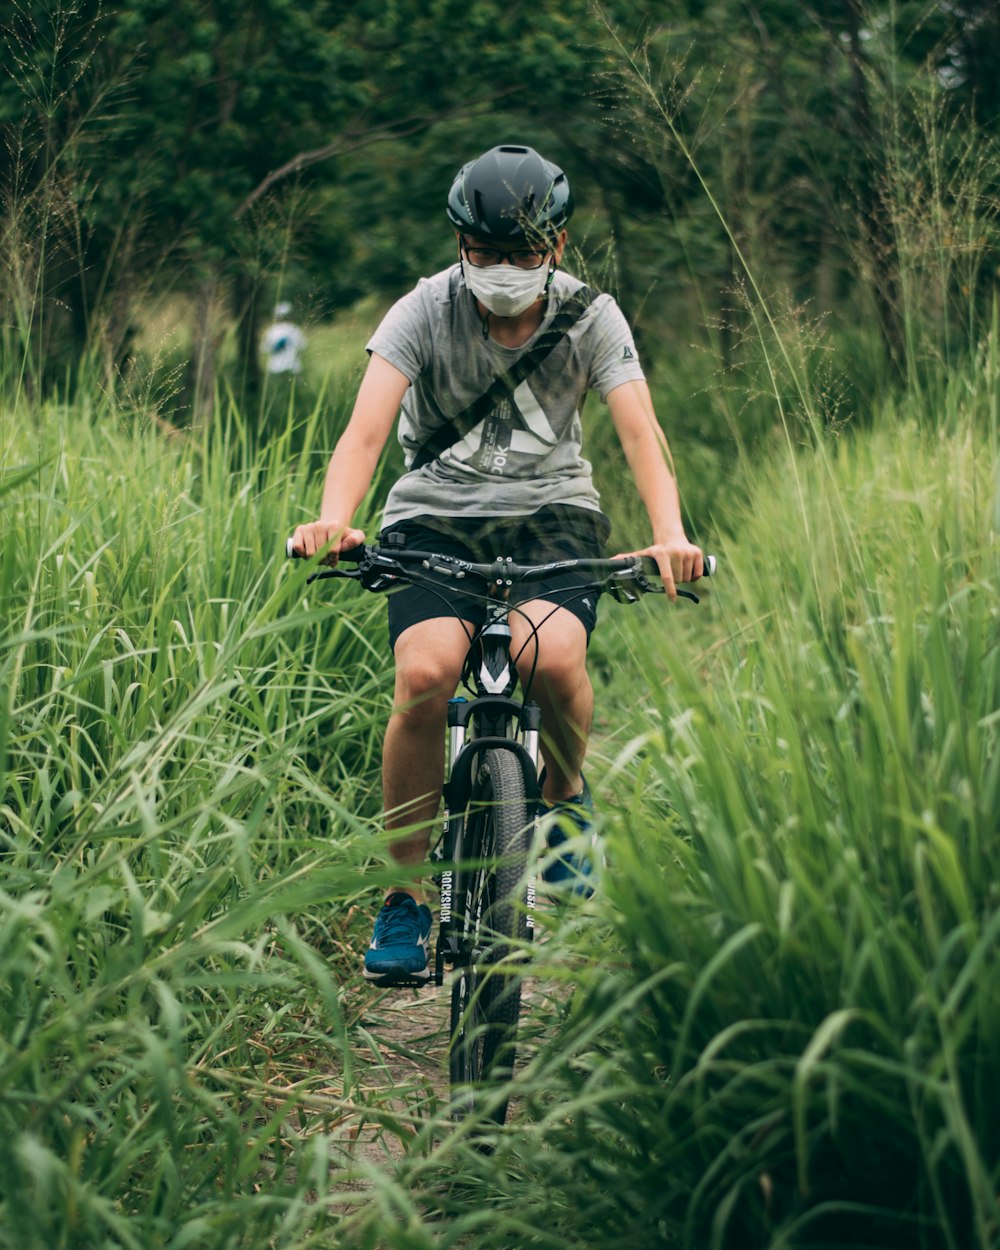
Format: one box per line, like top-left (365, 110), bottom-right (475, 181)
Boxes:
top-left (446, 144), bottom-right (573, 243)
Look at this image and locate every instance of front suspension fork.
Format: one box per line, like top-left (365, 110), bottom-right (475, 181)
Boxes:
top-left (432, 697), bottom-right (541, 985)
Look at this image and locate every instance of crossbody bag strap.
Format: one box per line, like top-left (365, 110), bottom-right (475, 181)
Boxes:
top-left (409, 284), bottom-right (598, 472)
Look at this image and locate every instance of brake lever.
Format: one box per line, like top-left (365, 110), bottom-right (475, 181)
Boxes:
top-left (305, 567), bottom-right (363, 585)
top-left (635, 571), bottom-right (700, 603)
top-left (299, 553), bottom-right (400, 592)
top-left (611, 567), bottom-right (699, 603)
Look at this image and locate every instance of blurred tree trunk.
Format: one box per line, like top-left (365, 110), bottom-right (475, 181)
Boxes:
top-left (188, 275), bottom-right (221, 426)
top-left (816, 221), bottom-right (838, 314)
top-left (232, 268), bottom-right (263, 416)
top-left (815, 0), bottom-right (905, 367)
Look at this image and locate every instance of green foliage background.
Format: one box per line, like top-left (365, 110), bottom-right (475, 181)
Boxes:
top-left (3, 0), bottom-right (999, 414)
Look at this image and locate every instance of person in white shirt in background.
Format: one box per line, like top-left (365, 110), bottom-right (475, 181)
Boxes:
top-left (262, 302), bottom-right (307, 376)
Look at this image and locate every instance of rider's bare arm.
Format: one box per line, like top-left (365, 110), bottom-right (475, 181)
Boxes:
top-left (290, 353), bottom-right (410, 562)
top-left (606, 379), bottom-right (704, 601)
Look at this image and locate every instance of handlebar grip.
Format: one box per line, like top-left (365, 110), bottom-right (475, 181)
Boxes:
top-left (639, 552), bottom-right (717, 581)
top-left (285, 537), bottom-right (369, 563)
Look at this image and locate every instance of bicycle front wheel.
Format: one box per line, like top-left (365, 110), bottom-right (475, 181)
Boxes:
top-left (449, 748), bottom-right (532, 1124)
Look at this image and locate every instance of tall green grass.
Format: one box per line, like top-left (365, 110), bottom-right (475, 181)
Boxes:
top-left (5, 339), bottom-right (999, 1248)
top-left (5, 331), bottom-right (998, 1249)
top-left (0, 392), bottom-right (423, 1248)
top-left (345, 335), bottom-right (1000, 1248)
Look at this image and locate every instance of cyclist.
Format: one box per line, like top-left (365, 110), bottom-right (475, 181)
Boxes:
top-left (289, 143), bottom-right (703, 984)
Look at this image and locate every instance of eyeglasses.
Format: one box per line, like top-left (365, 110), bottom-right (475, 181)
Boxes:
top-left (461, 239), bottom-right (549, 270)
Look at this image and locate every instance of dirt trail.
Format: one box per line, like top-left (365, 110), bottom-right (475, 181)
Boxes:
top-left (353, 978), bottom-right (451, 1141)
top-left (338, 962), bottom-right (551, 1167)
top-left (315, 978), bottom-right (450, 1232)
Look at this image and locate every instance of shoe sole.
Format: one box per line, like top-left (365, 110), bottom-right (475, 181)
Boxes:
top-left (363, 966), bottom-right (431, 987)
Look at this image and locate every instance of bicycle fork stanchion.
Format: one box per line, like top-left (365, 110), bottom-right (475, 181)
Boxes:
top-left (519, 702), bottom-right (541, 935)
top-left (435, 696), bottom-right (468, 987)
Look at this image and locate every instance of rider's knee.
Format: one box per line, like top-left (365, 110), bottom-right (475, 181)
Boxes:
top-left (394, 653), bottom-right (462, 711)
top-left (516, 645), bottom-right (587, 696)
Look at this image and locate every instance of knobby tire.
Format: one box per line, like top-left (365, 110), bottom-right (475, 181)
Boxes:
top-left (449, 748), bottom-right (531, 1126)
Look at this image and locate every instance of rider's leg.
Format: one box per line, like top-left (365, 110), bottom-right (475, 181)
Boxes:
top-left (509, 602), bottom-right (592, 803)
top-left (381, 616), bottom-right (471, 901)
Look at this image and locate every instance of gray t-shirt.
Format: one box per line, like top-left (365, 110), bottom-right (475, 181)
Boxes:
top-left (367, 265), bottom-right (645, 528)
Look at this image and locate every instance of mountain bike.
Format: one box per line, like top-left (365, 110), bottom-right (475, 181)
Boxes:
top-left (287, 534), bottom-right (714, 1124)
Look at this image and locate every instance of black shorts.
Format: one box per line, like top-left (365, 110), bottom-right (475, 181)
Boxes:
top-left (381, 506), bottom-right (612, 651)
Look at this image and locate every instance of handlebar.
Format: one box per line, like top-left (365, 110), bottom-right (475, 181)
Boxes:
top-left (285, 537), bottom-right (716, 601)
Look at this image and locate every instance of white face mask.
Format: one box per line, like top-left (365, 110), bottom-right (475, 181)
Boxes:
top-left (462, 258), bottom-right (552, 317)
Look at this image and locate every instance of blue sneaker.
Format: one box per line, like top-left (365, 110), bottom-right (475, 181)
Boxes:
top-left (363, 893), bottom-right (433, 984)
top-left (537, 773), bottom-right (598, 897)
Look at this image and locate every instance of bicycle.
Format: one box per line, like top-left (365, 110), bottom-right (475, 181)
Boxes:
top-left (286, 534), bottom-right (714, 1125)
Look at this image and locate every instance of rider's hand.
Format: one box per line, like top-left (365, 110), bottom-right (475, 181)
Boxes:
top-left (288, 520), bottom-right (366, 567)
top-left (614, 537), bottom-right (704, 603)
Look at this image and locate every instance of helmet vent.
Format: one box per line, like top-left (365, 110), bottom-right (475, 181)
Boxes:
top-left (446, 144), bottom-right (574, 239)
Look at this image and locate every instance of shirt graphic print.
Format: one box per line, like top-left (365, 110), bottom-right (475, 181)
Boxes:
top-left (455, 380), bottom-right (560, 477)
